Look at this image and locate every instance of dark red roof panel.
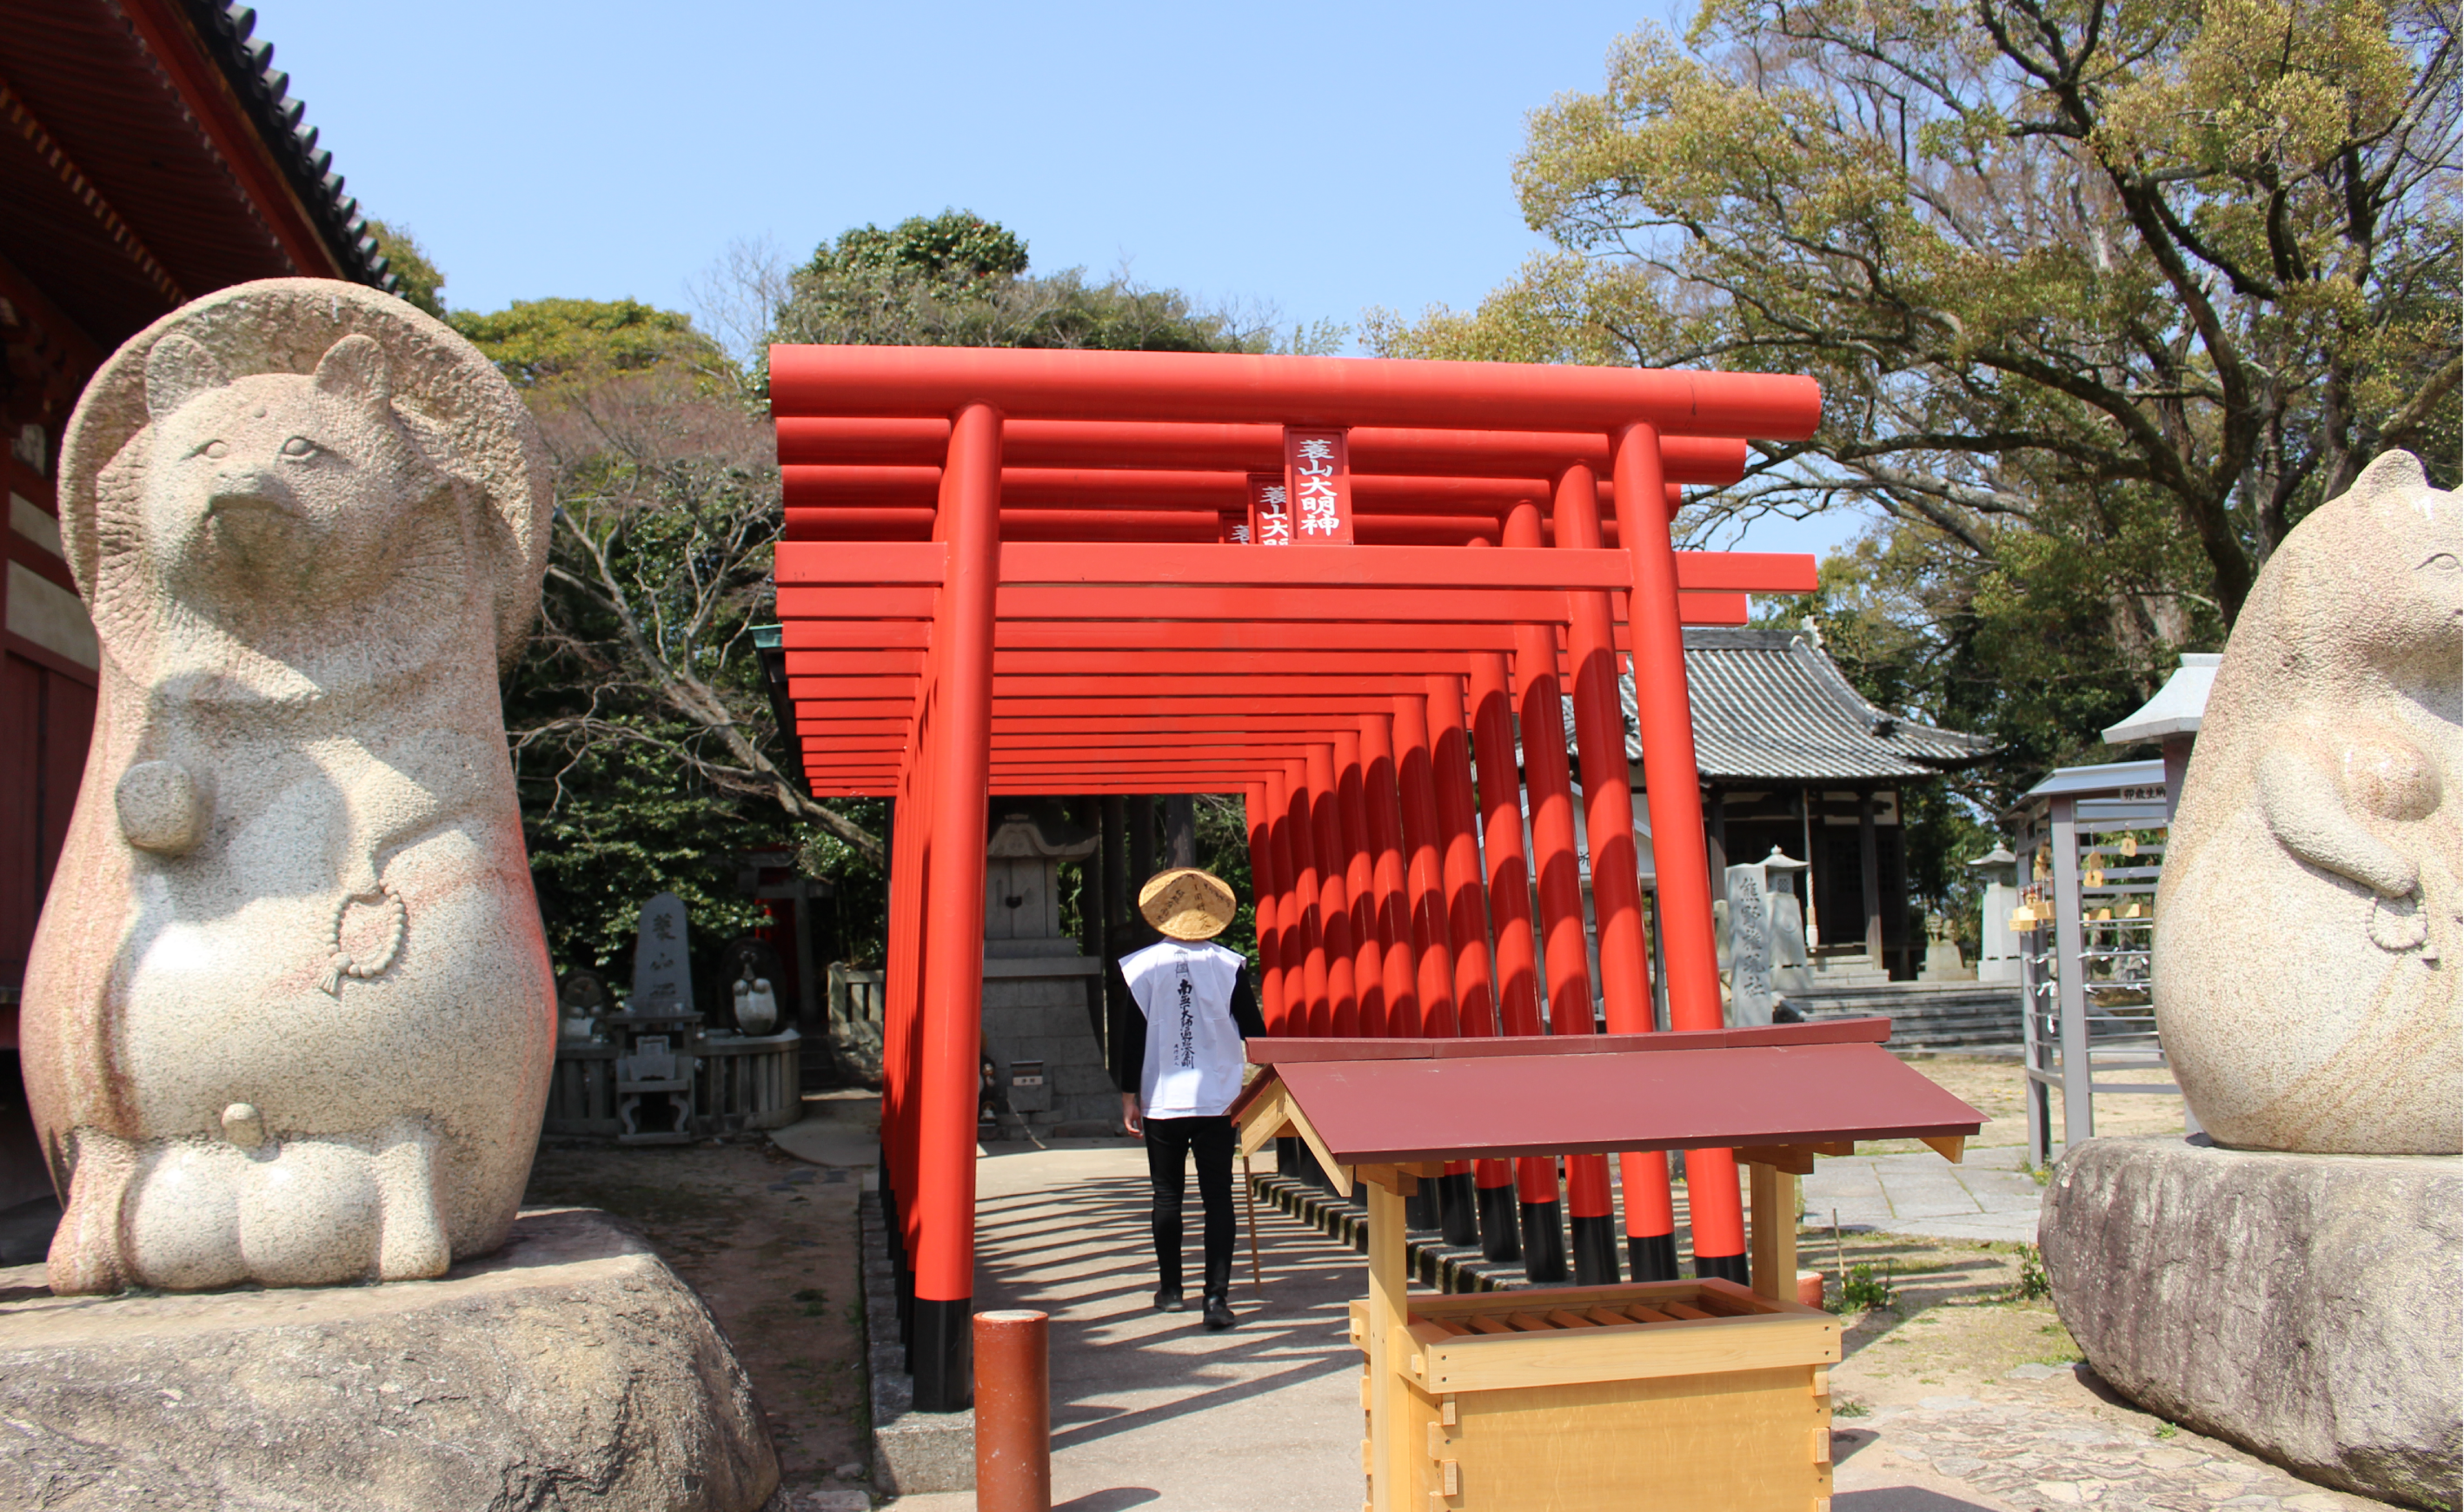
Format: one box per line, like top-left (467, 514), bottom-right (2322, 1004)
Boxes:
top-left (1260, 1040), bottom-right (1981, 1164)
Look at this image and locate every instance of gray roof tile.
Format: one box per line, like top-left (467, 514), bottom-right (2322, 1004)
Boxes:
top-left (1613, 627), bottom-right (1991, 781)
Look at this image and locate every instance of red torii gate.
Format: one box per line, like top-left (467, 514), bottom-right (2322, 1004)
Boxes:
top-left (767, 345), bottom-right (1821, 1409)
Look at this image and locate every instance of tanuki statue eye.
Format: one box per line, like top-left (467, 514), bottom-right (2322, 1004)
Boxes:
top-left (281, 436), bottom-right (320, 459)
top-left (192, 440), bottom-right (229, 460)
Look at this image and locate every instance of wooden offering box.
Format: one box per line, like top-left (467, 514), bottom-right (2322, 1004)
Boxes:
top-left (1347, 1279), bottom-right (1838, 1511)
top-left (1232, 1018), bottom-right (1980, 1512)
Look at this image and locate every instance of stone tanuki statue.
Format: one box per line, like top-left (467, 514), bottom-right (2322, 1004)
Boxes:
top-left (2153, 449), bottom-right (2460, 1155)
top-left (22, 279), bottom-right (556, 1293)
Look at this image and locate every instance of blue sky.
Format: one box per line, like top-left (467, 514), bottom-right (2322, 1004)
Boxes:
top-left (253, 0), bottom-right (1868, 558)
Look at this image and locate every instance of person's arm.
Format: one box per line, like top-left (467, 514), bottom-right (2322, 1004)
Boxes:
top-left (1109, 958), bottom-right (1146, 1092)
top-left (1228, 963), bottom-right (1264, 1039)
top-left (1110, 957), bottom-right (1146, 1133)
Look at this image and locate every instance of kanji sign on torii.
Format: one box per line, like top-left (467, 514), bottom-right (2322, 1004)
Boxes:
top-left (765, 344), bottom-right (1823, 1409)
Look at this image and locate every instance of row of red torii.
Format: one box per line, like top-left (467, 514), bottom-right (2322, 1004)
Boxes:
top-left (767, 344), bottom-right (1824, 1409)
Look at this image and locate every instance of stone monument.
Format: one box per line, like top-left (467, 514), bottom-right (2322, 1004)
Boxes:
top-left (1965, 846), bottom-right (2022, 983)
top-left (981, 806), bottom-right (1112, 1136)
top-left (631, 890), bottom-right (694, 1014)
top-left (7, 280), bottom-right (776, 1509)
top-left (2041, 451), bottom-right (2461, 1509)
top-left (25, 278), bottom-right (559, 1294)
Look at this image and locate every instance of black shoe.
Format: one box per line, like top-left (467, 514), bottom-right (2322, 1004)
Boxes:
top-left (1153, 1287), bottom-right (1186, 1312)
top-left (1201, 1294), bottom-right (1236, 1331)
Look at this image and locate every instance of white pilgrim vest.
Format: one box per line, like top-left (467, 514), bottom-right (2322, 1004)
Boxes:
top-left (1121, 939), bottom-right (1248, 1118)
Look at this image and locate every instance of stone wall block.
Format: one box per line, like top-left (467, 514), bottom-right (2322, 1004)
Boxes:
top-left (2041, 1136), bottom-right (2461, 1509)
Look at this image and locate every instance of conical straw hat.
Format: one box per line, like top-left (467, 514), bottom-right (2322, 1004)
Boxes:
top-left (1138, 868), bottom-right (1237, 941)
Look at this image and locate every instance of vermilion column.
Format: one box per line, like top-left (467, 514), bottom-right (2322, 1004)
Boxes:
top-left (1612, 421), bottom-right (1749, 1284)
top-left (1391, 695), bottom-right (1455, 1037)
top-left (1307, 743), bottom-right (1358, 1037)
top-left (1504, 500), bottom-right (1614, 1283)
top-left (1553, 462), bottom-right (1679, 1282)
top-left (1332, 731), bottom-right (1379, 1037)
top-left (1283, 759), bottom-right (1328, 1036)
top-left (1245, 782), bottom-right (1282, 1031)
top-left (1467, 646), bottom-right (1540, 1265)
top-left (913, 400), bottom-right (1001, 1410)
top-left (1395, 690), bottom-right (1478, 1243)
top-left (1359, 713), bottom-right (1418, 1038)
top-left (1425, 675), bottom-right (1498, 1038)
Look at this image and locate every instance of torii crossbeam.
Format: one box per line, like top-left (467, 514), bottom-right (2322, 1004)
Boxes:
top-left (767, 344), bottom-right (1823, 1409)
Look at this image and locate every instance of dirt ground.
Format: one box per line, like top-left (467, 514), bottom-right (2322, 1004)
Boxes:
top-left (521, 1117), bottom-right (873, 1494)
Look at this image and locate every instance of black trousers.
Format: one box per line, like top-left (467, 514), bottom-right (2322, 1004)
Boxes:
top-left (1142, 1114), bottom-right (1236, 1298)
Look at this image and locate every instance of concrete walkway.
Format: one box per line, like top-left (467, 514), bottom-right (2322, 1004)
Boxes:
top-left (1803, 1144), bottom-right (2045, 1244)
top-left (894, 1142), bottom-right (1360, 1512)
top-left (841, 1144), bottom-right (2388, 1512)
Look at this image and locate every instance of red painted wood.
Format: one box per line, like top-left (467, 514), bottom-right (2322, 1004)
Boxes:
top-left (778, 416), bottom-right (1749, 483)
top-left (768, 344), bottom-right (1823, 436)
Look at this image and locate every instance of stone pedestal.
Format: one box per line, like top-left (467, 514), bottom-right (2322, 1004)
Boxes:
top-left (0, 1207), bottom-right (778, 1511)
top-left (2040, 1136), bottom-right (2461, 1509)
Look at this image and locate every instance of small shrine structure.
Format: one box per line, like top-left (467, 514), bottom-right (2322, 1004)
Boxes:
top-left (767, 342), bottom-right (1831, 1407)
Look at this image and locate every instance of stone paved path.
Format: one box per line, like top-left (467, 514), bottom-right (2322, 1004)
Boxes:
top-left (1807, 1144), bottom-right (2047, 1243)
top-left (1831, 1368), bottom-right (2394, 1511)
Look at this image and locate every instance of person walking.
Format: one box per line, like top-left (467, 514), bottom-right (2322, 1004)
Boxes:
top-left (1112, 867), bottom-right (1264, 1330)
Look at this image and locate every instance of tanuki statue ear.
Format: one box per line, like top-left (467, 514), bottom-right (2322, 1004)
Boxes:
top-left (144, 335), bottom-right (230, 420)
top-left (313, 333), bottom-right (392, 407)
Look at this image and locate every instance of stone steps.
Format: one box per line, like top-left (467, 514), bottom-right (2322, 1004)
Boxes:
top-left (1788, 982), bottom-right (2024, 1051)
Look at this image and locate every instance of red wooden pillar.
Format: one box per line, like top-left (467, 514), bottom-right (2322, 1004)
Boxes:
top-left (1396, 689), bottom-right (1480, 1243)
top-left (1467, 646), bottom-right (1544, 1264)
top-left (913, 401), bottom-right (1001, 1409)
top-left (1552, 462), bottom-right (1680, 1282)
top-left (1245, 782), bottom-right (1282, 1031)
top-left (1425, 675), bottom-right (1498, 1038)
top-left (1333, 730), bottom-right (1380, 1037)
top-left (1359, 712), bottom-right (1418, 1038)
top-left (1504, 499), bottom-right (1615, 1283)
top-left (1611, 421), bottom-right (1749, 1283)
top-left (1307, 743), bottom-right (1358, 1037)
top-left (1391, 694), bottom-right (1455, 1038)
top-left (1284, 758), bottom-right (1330, 1036)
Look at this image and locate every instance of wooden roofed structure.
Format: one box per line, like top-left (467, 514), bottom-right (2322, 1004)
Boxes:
top-left (767, 342), bottom-right (1836, 1408)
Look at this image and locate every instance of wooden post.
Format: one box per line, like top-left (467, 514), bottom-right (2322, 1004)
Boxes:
top-left (1747, 1160), bottom-right (1799, 1303)
top-left (1365, 1175), bottom-right (1411, 1512)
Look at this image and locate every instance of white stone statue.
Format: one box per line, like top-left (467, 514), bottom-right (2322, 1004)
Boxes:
top-left (23, 280), bottom-right (556, 1292)
top-left (2154, 451), bottom-right (2461, 1154)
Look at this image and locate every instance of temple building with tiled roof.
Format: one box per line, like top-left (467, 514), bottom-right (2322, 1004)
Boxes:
top-left (1617, 627), bottom-right (1993, 983)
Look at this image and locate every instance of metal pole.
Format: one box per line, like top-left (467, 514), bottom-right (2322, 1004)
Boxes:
top-left (973, 1310), bottom-right (1051, 1512)
top-left (2052, 795), bottom-right (2095, 1151)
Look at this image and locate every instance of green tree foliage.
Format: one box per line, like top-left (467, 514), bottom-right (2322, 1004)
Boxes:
top-left (768, 209), bottom-right (1341, 363)
top-left (368, 220), bottom-right (446, 319)
top-left (1369, 0), bottom-right (2458, 827)
top-left (414, 213), bottom-right (1308, 975)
